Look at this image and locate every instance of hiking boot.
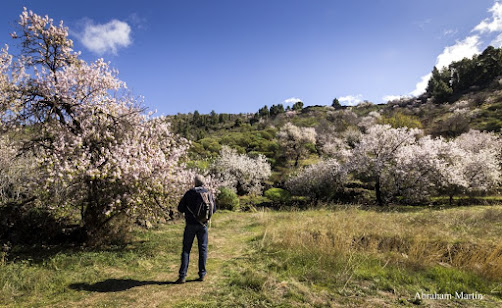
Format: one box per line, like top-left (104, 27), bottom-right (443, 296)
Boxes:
top-left (175, 277), bottom-right (186, 284)
top-left (196, 276), bottom-right (205, 282)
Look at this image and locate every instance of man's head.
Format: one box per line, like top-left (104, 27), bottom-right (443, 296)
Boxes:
top-left (194, 174), bottom-right (205, 187)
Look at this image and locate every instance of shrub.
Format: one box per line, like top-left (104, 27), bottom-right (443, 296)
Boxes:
top-left (216, 187), bottom-right (240, 211)
top-left (264, 188), bottom-right (291, 203)
top-left (379, 112), bottom-right (422, 129)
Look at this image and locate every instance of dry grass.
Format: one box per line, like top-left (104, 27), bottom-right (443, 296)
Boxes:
top-left (264, 206), bottom-right (502, 280)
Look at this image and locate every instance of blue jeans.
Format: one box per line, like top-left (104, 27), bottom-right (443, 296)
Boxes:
top-left (179, 223), bottom-right (208, 279)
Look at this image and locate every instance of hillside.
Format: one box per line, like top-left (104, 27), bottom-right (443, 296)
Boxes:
top-left (166, 71), bottom-right (502, 178)
top-left (159, 48), bottom-right (502, 209)
top-left (169, 45), bottom-right (502, 148)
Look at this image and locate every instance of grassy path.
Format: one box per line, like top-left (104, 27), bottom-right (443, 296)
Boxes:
top-left (63, 212), bottom-right (265, 307)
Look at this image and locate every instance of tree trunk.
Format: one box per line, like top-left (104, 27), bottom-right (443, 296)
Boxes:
top-left (375, 177), bottom-right (383, 206)
top-left (294, 154), bottom-right (300, 167)
top-left (81, 180), bottom-right (104, 242)
top-left (449, 194), bottom-right (453, 206)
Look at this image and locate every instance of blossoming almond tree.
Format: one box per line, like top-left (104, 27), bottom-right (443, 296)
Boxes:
top-left (352, 124), bottom-right (422, 205)
top-left (211, 146), bottom-right (271, 195)
top-left (277, 122), bottom-right (317, 167)
top-left (285, 158), bottom-right (347, 202)
top-left (353, 127), bottom-right (501, 205)
top-left (454, 130), bottom-right (501, 195)
top-left (0, 9), bottom-right (189, 241)
top-left (0, 136), bottom-right (35, 205)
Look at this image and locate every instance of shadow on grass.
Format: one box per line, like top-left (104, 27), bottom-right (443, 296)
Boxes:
top-left (6, 239), bottom-right (151, 265)
top-left (69, 278), bottom-right (201, 292)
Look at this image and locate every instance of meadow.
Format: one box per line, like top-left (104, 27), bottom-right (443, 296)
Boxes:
top-left (1, 204), bottom-right (502, 307)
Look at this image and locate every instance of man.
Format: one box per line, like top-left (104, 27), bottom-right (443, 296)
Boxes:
top-left (175, 175), bottom-right (216, 284)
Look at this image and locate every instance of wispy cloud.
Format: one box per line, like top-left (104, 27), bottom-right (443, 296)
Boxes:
top-left (414, 18), bottom-right (432, 30)
top-left (282, 97), bottom-right (302, 104)
top-left (410, 1), bottom-right (502, 97)
top-left (78, 19), bottom-right (132, 55)
top-left (442, 28), bottom-right (458, 37)
top-left (339, 94), bottom-right (363, 106)
top-left (128, 13), bottom-right (147, 30)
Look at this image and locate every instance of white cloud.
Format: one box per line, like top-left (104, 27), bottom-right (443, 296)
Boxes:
top-left (282, 97), bottom-right (302, 104)
top-left (411, 36), bottom-right (481, 96)
top-left (382, 94), bottom-right (410, 102)
top-left (435, 36), bottom-right (481, 69)
top-left (339, 94), bottom-right (363, 106)
top-left (80, 19), bottom-right (132, 55)
top-left (410, 73), bottom-right (432, 97)
top-left (473, 2), bottom-right (502, 33)
top-left (490, 32), bottom-right (502, 47)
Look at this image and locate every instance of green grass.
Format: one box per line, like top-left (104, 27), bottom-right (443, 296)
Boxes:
top-left (1, 207), bottom-right (502, 307)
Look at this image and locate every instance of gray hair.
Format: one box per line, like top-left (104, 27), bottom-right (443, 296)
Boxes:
top-left (194, 174), bottom-right (205, 187)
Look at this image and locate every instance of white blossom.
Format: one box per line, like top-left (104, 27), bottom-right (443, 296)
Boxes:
top-left (211, 146), bottom-right (271, 195)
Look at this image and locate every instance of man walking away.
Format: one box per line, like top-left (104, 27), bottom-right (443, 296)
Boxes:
top-left (176, 175), bottom-right (216, 284)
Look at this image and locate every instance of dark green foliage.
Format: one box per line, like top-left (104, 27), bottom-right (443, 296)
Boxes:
top-left (258, 105), bottom-right (269, 118)
top-left (270, 104), bottom-right (285, 117)
top-left (264, 188), bottom-right (291, 203)
top-left (332, 98), bottom-right (342, 109)
top-left (292, 101), bottom-right (304, 111)
top-left (426, 46), bottom-right (502, 102)
top-left (426, 67), bottom-right (453, 103)
top-left (233, 118), bottom-right (243, 127)
top-left (216, 187), bottom-right (240, 211)
top-left (169, 112), bottom-right (250, 141)
top-left (0, 204), bottom-right (70, 245)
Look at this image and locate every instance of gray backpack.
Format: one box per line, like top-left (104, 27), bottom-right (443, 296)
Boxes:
top-left (189, 188), bottom-right (214, 225)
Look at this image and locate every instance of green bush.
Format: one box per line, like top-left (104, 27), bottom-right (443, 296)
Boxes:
top-left (239, 195), bottom-right (272, 210)
top-left (264, 188), bottom-right (291, 203)
top-left (217, 187), bottom-right (240, 211)
top-left (379, 112), bottom-right (422, 129)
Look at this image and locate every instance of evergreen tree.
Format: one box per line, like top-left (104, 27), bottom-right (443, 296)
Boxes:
top-left (258, 105), bottom-right (270, 117)
top-left (426, 67), bottom-right (453, 103)
top-left (270, 104), bottom-right (285, 117)
top-left (332, 98), bottom-right (342, 109)
top-left (292, 101), bottom-right (304, 111)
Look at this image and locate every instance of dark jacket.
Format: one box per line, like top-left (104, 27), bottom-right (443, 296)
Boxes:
top-left (178, 186), bottom-right (216, 225)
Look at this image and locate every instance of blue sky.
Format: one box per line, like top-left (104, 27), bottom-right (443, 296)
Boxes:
top-left (1, 0), bottom-right (502, 114)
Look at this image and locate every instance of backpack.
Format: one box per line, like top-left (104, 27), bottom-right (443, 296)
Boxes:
top-left (188, 188), bottom-right (214, 225)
